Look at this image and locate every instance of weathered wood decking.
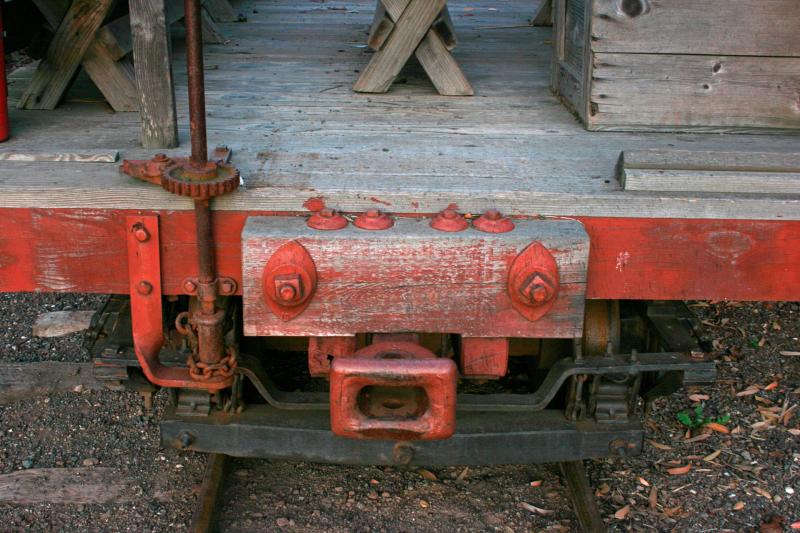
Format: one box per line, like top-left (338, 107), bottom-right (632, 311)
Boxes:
top-left (0, 0), bottom-right (797, 220)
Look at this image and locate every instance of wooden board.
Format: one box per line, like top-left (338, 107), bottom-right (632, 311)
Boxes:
top-left (0, 468), bottom-right (133, 504)
top-left (0, 362), bottom-right (104, 403)
top-left (591, 0), bottom-right (800, 57)
top-left (590, 53), bottom-right (800, 131)
top-left (0, 0), bottom-right (797, 220)
top-left (242, 217), bottom-right (589, 338)
top-left (620, 149), bottom-right (800, 194)
top-left (0, 150), bottom-right (118, 163)
top-left (0, 208), bottom-right (799, 302)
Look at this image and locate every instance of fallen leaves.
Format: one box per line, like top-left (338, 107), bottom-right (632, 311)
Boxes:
top-left (790, 521), bottom-right (800, 530)
top-left (752, 486), bottom-right (773, 500)
top-left (705, 422), bottom-right (730, 434)
top-left (733, 501), bottom-right (745, 511)
top-left (689, 393), bottom-right (710, 402)
top-left (529, 480), bottom-right (543, 488)
top-left (418, 469), bottom-right (437, 481)
top-left (737, 385), bottom-right (760, 397)
top-left (648, 486), bottom-right (658, 510)
top-left (638, 477), bottom-right (650, 487)
top-left (780, 351), bottom-right (800, 357)
top-left (646, 440), bottom-right (673, 451)
top-left (614, 505), bottom-right (631, 520)
top-left (519, 502), bottom-right (553, 516)
top-left (666, 464), bottom-right (692, 476)
top-left (703, 449), bottom-right (722, 462)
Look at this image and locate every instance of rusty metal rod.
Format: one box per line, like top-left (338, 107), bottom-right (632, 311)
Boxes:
top-left (194, 198), bottom-right (216, 315)
top-left (184, 0), bottom-right (208, 166)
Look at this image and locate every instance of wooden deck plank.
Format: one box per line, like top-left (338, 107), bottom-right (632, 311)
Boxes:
top-left (0, 0), bottom-right (798, 220)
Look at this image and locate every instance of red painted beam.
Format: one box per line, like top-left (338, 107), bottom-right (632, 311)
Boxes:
top-left (0, 208), bottom-right (798, 302)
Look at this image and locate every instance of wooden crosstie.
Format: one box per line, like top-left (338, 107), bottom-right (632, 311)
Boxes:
top-left (354, 0), bottom-right (473, 96)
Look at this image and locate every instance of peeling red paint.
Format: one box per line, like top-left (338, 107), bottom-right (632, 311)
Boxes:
top-left (369, 197), bottom-right (391, 207)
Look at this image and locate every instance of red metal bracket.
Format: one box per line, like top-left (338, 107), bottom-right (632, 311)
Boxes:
top-left (126, 215), bottom-right (233, 391)
top-left (308, 336), bottom-right (357, 377)
top-left (330, 357), bottom-right (457, 440)
top-left (507, 242), bottom-right (560, 322)
top-left (262, 241), bottom-right (318, 321)
top-left (460, 337), bottom-right (509, 378)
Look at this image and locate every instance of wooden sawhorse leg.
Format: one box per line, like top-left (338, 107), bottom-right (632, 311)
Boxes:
top-left (20, 0), bottom-right (126, 110)
top-left (354, 0), bottom-right (473, 96)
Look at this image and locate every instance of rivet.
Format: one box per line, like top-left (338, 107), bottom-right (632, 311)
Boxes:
top-left (137, 281), bottom-right (154, 296)
top-left (183, 279), bottom-right (198, 294)
top-left (132, 224), bottom-right (150, 243)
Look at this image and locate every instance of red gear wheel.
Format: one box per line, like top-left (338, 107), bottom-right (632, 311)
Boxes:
top-left (161, 161), bottom-right (240, 199)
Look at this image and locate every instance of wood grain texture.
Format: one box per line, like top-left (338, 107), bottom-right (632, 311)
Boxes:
top-left (620, 149), bottom-right (800, 194)
top-left (19, 0), bottom-right (115, 110)
top-left (0, 0), bottom-right (798, 218)
top-left (353, 0), bottom-right (447, 93)
top-left (243, 217), bottom-right (589, 338)
top-left (0, 468), bottom-right (133, 504)
top-left (1, 209), bottom-right (799, 302)
top-left (32, 310), bottom-right (96, 337)
top-left (591, 0), bottom-right (800, 57)
top-left (0, 362), bottom-right (103, 402)
top-left (589, 53), bottom-right (800, 131)
top-left (129, 0), bottom-right (179, 148)
top-left (0, 150), bottom-right (119, 162)
top-left (202, 0), bottom-right (238, 22)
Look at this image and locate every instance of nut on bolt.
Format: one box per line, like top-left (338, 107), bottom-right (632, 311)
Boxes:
top-left (219, 278), bottom-right (237, 295)
top-left (183, 279), bottom-right (198, 294)
top-left (274, 274), bottom-right (303, 304)
top-left (520, 273), bottom-right (555, 305)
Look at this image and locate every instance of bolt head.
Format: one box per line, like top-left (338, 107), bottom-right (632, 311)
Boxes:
top-left (183, 280), bottom-right (198, 294)
top-left (132, 224), bottom-right (150, 242)
top-left (365, 208), bottom-right (380, 218)
top-left (273, 274), bottom-right (303, 304)
top-left (220, 279), bottom-right (236, 295)
top-left (137, 280), bottom-right (153, 296)
top-left (441, 209), bottom-right (457, 219)
top-left (520, 273), bottom-right (554, 305)
top-left (319, 208), bottom-right (335, 218)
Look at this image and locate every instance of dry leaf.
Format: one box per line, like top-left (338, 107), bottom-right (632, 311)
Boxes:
top-left (519, 502), bottom-right (553, 516)
top-left (780, 351), bottom-right (800, 357)
top-left (664, 506), bottom-right (683, 518)
top-left (685, 432), bottom-right (711, 443)
top-left (530, 480), bottom-right (543, 488)
top-left (667, 464), bottom-right (692, 476)
top-left (705, 422), bottom-right (730, 434)
top-left (419, 499), bottom-right (429, 508)
top-left (638, 477), bottom-right (650, 487)
top-left (788, 429), bottom-right (800, 436)
top-left (764, 381), bottom-right (779, 391)
top-left (752, 487), bottom-right (772, 500)
top-left (790, 521), bottom-right (800, 530)
top-left (731, 426), bottom-right (743, 434)
top-left (456, 467), bottom-right (470, 481)
top-left (418, 469), bottom-right (437, 481)
top-left (647, 440), bottom-right (673, 451)
top-left (648, 486), bottom-right (657, 510)
top-left (703, 449), bottom-right (723, 462)
top-left (689, 394), bottom-right (710, 402)
top-left (733, 501), bottom-right (745, 511)
top-left (614, 505), bottom-right (631, 520)
top-left (737, 386), bottom-right (760, 397)
top-left (595, 482), bottom-right (611, 496)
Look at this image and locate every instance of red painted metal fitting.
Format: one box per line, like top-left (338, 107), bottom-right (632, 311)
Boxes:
top-left (262, 241), bottom-right (318, 321)
top-left (460, 337), bottom-right (509, 379)
top-left (473, 209), bottom-right (515, 233)
top-left (308, 336), bottom-right (358, 377)
top-left (430, 209), bottom-right (469, 232)
top-left (354, 209), bottom-right (394, 230)
top-left (308, 208), bottom-right (348, 230)
top-left (330, 357), bottom-right (457, 441)
top-left (507, 242), bottom-right (560, 322)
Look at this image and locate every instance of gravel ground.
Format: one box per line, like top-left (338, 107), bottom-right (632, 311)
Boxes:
top-left (0, 294), bottom-right (798, 532)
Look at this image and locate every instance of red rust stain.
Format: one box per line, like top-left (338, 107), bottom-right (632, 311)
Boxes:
top-left (369, 197), bottom-right (391, 207)
top-left (303, 197), bottom-right (326, 212)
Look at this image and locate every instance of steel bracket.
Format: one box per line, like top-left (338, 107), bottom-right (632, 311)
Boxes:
top-left (126, 215), bottom-right (233, 391)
